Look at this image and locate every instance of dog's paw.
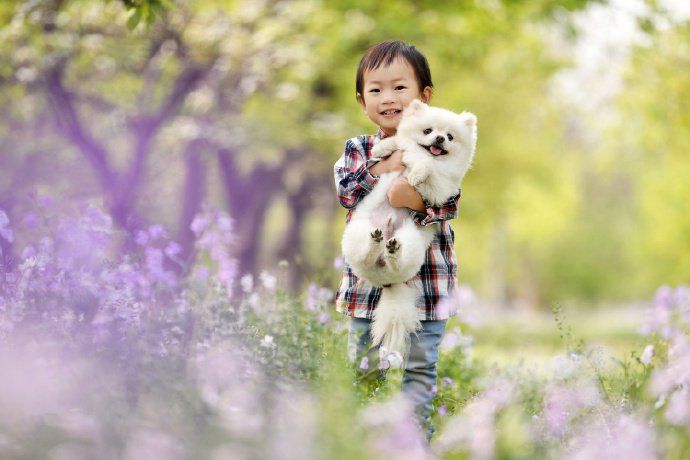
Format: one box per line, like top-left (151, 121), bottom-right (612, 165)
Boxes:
top-left (372, 138), bottom-right (397, 159)
top-left (407, 164), bottom-right (428, 187)
top-left (371, 228), bottom-right (383, 243)
top-left (386, 238), bottom-right (400, 254)
top-left (372, 144), bottom-right (386, 159)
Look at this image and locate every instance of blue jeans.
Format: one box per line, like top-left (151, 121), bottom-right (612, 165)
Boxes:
top-left (348, 317), bottom-right (447, 438)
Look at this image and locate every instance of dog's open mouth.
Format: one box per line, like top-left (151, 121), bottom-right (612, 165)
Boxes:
top-left (421, 144), bottom-right (448, 156)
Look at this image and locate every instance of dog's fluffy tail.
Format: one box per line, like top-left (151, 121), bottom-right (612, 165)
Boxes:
top-left (371, 283), bottom-right (421, 353)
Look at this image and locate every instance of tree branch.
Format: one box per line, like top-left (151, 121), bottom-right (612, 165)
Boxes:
top-left (44, 64), bottom-right (116, 193)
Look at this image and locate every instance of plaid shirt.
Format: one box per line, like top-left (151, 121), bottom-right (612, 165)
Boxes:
top-left (334, 129), bottom-right (460, 321)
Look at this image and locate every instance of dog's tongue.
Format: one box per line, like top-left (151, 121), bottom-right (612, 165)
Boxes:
top-left (430, 145), bottom-right (443, 156)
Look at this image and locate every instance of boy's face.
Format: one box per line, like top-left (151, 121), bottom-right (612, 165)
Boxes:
top-left (358, 58), bottom-right (432, 136)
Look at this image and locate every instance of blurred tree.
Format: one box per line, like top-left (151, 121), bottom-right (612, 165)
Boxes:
top-left (7, 0), bottom-right (683, 306)
top-left (0, 0), bottom-right (345, 286)
top-left (615, 20), bottom-right (690, 292)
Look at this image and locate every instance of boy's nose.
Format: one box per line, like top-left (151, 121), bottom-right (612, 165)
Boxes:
top-left (382, 89), bottom-right (396, 102)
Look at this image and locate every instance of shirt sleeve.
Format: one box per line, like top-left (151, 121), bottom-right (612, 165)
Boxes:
top-left (410, 190), bottom-right (461, 226)
top-left (334, 137), bottom-right (379, 210)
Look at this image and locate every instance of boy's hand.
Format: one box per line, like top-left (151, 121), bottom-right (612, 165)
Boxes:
top-left (369, 149), bottom-right (405, 175)
top-left (387, 177), bottom-right (426, 212)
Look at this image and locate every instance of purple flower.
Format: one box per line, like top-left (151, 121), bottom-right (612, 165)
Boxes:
top-left (135, 230), bottom-right (149, 246)
top-left (82, 205), bottom-right (111, 228)
top-left (0, 209), bottom-right (13, 243)
top-left (563, 412), bottom-right (656, 460)
top-left (436, 284), bottom-right (479, 324)
top-left (23, 211), bottom-right (39, 230)
top-left (441, 329), bottom-right (462, 351)
top-left (541, 379), bottom-right (601, 438)
top-left (655, 285), bottom-right (674, 310)
top-left (438, 404), bottom-right (447, 415)
top-left (361, 396), bottom-right (431, 459)
top-left (216, 215), bottom-right (233, 234)
top-left (190, 214), bottom-right (209, 236)
top-left (164, 241), bottom-right (181, 258)
top-left (305, 283), bottom-right (333, 311)
top-left (333, 256), bottom-right (344, 270)
top-left (38, 195), bottom-right (54, 209)
top-left (359, 356), bottom-right (369, 370)
top-left (148, 224), bottom-right (167, 240)
top-left (217, 259), bottom-right (238, 293)
top-left (145, 247), bottom-right (165, 279)
top-left (318, 312), bottom-right (330, 325)
top-left (665, 387), bottom-right (690, 426)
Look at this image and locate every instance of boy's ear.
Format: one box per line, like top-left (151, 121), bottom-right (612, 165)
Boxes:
top-left (420, 86), bottom-right (432, 103)
top-left (356, 93), bottom-right (366, 109)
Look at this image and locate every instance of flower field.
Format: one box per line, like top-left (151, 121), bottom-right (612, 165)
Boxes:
top-left (1, 202), bottom-right (689, 459)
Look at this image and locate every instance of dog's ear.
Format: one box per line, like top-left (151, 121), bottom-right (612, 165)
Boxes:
top-left (404, 99), bottom-right (427, 116)
top-left (459, 112), bottom-right (477, 127)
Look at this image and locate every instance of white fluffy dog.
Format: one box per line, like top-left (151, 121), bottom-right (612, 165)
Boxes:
top-left (341, 99), bottom-right (477, 353)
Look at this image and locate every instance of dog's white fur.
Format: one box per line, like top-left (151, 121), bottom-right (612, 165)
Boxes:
top-left (341, 100), bottom-right (477, 352)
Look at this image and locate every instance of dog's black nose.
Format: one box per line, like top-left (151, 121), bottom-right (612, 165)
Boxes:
top-left (436, 135), bottom-right (445, 144)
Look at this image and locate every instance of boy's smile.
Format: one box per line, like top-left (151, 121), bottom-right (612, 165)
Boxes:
top-left (357, 58), bottom-right (431, 136)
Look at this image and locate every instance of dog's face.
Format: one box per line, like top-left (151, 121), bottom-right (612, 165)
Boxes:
top-left (397, 99), bottom-right (477, 161)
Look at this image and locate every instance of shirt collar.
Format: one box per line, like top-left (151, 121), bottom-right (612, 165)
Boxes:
top-left (375, 128), bottom-right (392, 141)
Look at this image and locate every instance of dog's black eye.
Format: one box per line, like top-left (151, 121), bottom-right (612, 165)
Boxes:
top-left (447, 133), bottom-right (454, 141)
top-left (423, 128), bottom-right (432, 135)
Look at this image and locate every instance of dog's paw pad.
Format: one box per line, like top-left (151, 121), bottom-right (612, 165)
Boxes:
top-left (371, 228), bottom-right (383, 242)
top-left (386, 238), bottom-right (400, 254)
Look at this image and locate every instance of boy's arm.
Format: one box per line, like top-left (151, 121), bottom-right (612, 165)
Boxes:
top-left (412, 191), bottom-right (460, 226)
top-left (334, 138), bottom-right (378, 210)
top-left (334, 139), bottom-right (404, 209)
top-left (388, 178), bottom-right (460, 225)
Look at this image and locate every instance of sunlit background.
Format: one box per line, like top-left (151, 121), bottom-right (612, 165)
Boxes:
top-left (1, 0), bottom-right (689, 458)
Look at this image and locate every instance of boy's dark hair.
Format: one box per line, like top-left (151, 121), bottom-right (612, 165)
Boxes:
top-left (355, 40), bottom-right (433, 98)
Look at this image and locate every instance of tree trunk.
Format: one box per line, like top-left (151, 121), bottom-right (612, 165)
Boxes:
top-left (217, 148), bottom-right (283, 277)
top-left (178, 140), bottom-right (206, 267)
top-left (277, 183), bottom-right (311, 291)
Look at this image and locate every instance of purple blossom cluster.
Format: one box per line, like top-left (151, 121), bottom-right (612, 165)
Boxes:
top-left (0, 201), bottom-right (349, 458)
top-left (190, 209), bottom-right (238, 295)
top-left (2, 199), bottom-right (689, 458)
top-left (0, 202), bottom-right (193, 363)
top-left (640, 285), bottom-right (690, 338)
top-left (433, 287), bottom-right (690, 458)
top-left (361, 395), bottom-right (434, 460)
top-left (435, 378), bottom-right (517, 459)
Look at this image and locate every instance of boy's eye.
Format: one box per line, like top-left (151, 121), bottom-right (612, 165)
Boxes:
top-left (423, 128), bottom-right (432, 135)
top-left (369, 88), bottom-right (380, 93)
top-left (395, 85), bottom-right (406, 91)
top-left (447, 133), bottom-right (454, 141)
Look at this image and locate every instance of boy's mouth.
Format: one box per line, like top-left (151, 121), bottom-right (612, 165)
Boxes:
top-left (380, 109), bottom-right (401, 116)
top-left (422, 144), bottom-right (448, 156)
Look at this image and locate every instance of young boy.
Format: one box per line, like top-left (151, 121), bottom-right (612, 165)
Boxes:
top-left (333, 40), bottom-right (460, 439)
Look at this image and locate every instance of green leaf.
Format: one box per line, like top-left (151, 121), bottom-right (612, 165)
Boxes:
top-left (126, 7), bottom-right (142, 30)
top-left (151, 2), bottom-right (165, 18)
